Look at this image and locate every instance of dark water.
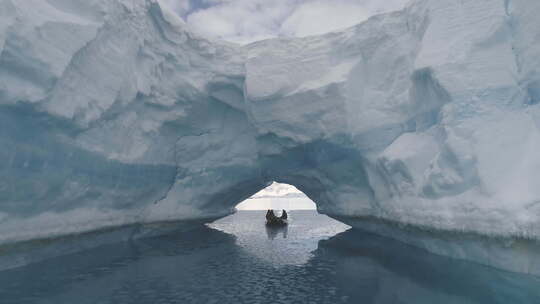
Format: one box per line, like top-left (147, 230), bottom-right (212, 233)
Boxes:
top-left (0, 210), bottom-right (539, 304)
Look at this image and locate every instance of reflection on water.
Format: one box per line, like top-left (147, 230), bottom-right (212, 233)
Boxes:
top-left (0, 211), bottom-right (539, 304)
top-left (265, 225), bottom-right (288, 240)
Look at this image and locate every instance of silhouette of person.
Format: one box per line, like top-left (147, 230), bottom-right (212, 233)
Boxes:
top-left (266, 209), bottom-right (277, 222)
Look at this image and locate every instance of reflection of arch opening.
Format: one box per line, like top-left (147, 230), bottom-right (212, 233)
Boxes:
top-left (235, 182), bottom-right (316, 210)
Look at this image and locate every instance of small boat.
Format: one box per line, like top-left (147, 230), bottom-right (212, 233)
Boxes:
top-left (265, 209), bottom-right (288, 226)
top-left (266, 218), bottom-right (288, 226)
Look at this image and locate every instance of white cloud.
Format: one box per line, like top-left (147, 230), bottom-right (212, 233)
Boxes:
top-left (185, 0), bottom-right (298, 44)
top-left (165, 0), bottom-right (410, 44)
top-left (159, 0), bottom-right (191, 16)
top-left (187, 8), bottom-right (237, 38)
top-left (280, 0), bottom-right (369, 37)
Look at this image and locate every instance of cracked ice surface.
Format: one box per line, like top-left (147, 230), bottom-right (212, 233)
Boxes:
top-left (1, 0), bottom-right (540, 268)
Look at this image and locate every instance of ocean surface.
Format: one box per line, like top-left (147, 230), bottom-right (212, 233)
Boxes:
top-left (1, 210), bottom-right (539, 304)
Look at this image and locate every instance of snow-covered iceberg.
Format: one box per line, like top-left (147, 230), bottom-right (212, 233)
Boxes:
top-left (1, 0), bottom-right (540, 273)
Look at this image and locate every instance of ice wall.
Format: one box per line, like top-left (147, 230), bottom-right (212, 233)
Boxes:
top-left (1, 0), bottom-right (540, 272)
top-left (0, 0), bottom-right (258, 243)
top-left (245, 0), bottom-right (540, 240)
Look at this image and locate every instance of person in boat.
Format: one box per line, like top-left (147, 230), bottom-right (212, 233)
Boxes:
top-left (266, 209), bottom-right (288, 225)
top-left (266, 209), bottom-right (277, 222)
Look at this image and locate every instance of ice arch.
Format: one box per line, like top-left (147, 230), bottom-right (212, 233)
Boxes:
top-left (1, 0), bottom-right (540, 274)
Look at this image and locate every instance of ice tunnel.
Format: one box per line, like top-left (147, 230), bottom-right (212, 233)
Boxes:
top-left (1, 0), bottom-right (540, 275)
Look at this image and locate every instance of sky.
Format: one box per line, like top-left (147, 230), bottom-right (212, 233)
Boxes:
top-left (159, 0), bottom-right (410, 44)
top-left (250, 182), bottom-right (304, 198)
top-left (236, 182), bottom-right (316, 210)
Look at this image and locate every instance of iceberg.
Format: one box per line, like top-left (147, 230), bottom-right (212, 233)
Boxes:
top-left (1, 0), bottom-right (540, 273)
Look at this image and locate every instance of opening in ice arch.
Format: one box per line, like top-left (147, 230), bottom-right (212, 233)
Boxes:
top-left (235, 182), bottom-right (316, 210)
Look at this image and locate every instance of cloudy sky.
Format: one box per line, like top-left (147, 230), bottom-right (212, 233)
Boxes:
top-left (159, 0), bottom-right (410, 44)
